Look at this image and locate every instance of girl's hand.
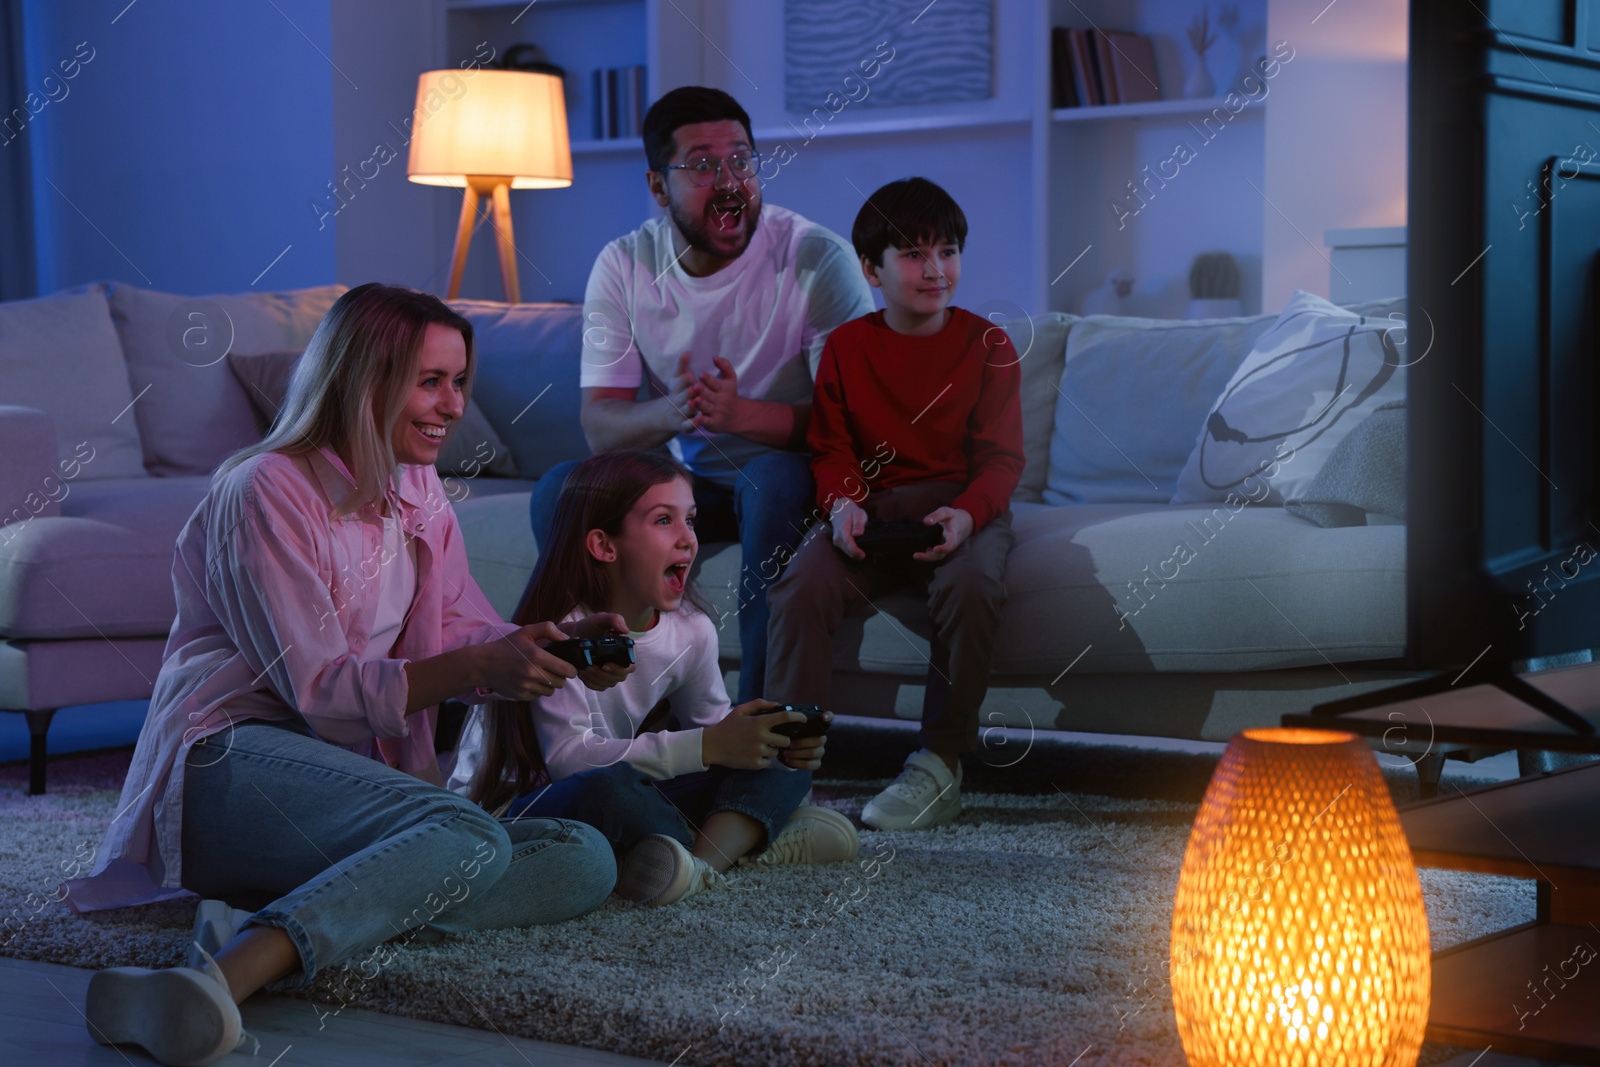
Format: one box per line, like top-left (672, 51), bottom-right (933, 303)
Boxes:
top-left (579, 661), bottom-right (633, 692)
top-left (564, 611), bottom-right (636, 692)
top-left (913, 507), bottom-right (974, 562)
top-left (830, 499), bottom-right (868, 560)
top-left (779, 711), bottom-right (832, 771)
top-left (566, 612), bottom-right (629, 639)
top-left (481, 621), bottom-right (577, 700)
top-left (702, 700), bottom-right (804, 770)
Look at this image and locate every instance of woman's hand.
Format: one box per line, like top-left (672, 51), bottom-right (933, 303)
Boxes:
top-left (779, 711), bottom-right (832, 771)
top-left (479, 621), bottom-right (578, 700)
top-left (701, 700), bottom-right (805, 770)
top-left (564, 611), bottom-right (636, 692)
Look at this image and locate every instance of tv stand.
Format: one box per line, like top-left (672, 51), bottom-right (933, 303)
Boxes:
top-left (1285, 659), bottom-right (1600, 1062)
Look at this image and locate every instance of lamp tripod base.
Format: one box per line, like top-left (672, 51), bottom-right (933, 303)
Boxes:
top-left (446, 176), bottom-right (521, 304)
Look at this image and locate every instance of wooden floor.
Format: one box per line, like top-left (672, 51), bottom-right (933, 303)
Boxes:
top-left (0, 955), bottom-right (665, 1066)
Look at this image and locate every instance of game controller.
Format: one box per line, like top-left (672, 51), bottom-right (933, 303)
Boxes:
top-left (854, 518), bottom-right (945, 560)
top-left (770, 703), bottom-right (832, 739)
top-left (544, 634), bottom-right (636, 670)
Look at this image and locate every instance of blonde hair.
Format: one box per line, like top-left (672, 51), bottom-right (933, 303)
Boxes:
top-left (216, 283), bottom-right (476, 515)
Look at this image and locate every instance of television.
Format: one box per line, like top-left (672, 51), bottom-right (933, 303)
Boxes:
top-left (1408, 0), bottom-right (1600, 672)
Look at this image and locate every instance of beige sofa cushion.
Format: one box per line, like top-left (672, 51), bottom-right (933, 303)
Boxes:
top-left (1045, 313), bottom-right (1275, 504)
top-left (0, 286), bottom-right (147, 480)
top-left (697, 502), bottom-right (1403, 676)
top-left (108, 284), bottom-right (346, 476)
top-left (1001, 313), bottom-right (1075, 503)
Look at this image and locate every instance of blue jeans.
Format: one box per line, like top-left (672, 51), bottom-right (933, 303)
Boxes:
top-left (180, 720), bottom-right (615, 985)
top-left (504, 761), bottom-right (813, 855)
top-left (529, 451), bottom-right (816, 702)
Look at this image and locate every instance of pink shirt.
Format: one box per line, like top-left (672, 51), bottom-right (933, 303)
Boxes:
top-left (65, 447), bottom-right (517, 912)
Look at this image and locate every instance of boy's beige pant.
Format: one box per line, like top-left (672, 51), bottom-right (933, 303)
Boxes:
top-left (764, 480), bottom-right (1013, 756)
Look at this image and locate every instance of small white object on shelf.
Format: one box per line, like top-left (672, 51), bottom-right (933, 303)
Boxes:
top-left (1185, 7), bottom-right (1218, 99)
top-left (1081, 269), bottom-right (1134, 316)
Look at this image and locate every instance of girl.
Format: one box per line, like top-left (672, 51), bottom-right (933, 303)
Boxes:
top-left (451, 450), bottom-right (858, 907)
top-left (68, 285), bottom-right (624, 1067)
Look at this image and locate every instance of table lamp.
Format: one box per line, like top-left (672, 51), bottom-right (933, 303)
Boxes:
top-left (406, 68), bottom-right (572, 303)
top-left (1169, 727), bottom-right (1431, 1066)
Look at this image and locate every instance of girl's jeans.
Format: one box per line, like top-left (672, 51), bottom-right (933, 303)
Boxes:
top-left (180, 720), bottom-right (616, 984)
top-left (505, 761), bottom-right (813, 856)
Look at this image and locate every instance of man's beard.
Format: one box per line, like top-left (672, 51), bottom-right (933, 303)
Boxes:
top-left (668, 188), bottom-right (760, 260)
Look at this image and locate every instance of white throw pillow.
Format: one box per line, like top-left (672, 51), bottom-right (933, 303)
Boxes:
top-left (1171, 291), bottom-right (1406, 504)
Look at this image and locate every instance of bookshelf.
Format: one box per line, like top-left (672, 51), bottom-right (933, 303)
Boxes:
top-left (422, 0), bottom-right (1272, 314)
top-left (1051, 96), bottom-right (1266, 124)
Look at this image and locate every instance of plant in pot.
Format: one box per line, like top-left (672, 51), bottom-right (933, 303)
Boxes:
top-left (1187, 252), bottom-right (1241, 319)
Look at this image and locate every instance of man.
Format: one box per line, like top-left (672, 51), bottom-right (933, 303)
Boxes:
top-left (529, 86), bottom-right (873, 703)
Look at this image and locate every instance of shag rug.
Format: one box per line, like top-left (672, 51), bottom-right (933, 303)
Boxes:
top-left (0, 727), bottom-right (1533, 1067)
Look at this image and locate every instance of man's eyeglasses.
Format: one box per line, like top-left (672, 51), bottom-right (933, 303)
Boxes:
top-left (659, 153), bottom-right (762, 187)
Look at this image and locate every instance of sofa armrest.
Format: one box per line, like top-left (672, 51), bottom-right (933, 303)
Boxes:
top-left (0, 406), bottom-right (64, 532)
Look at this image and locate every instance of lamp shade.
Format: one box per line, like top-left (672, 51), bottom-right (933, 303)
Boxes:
top-left (1169, 728), bottom-right (1430, 1067)
top-left (406, 69), bottom-right (572, 189)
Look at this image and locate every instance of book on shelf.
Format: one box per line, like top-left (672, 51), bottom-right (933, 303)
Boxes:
top-left (1050, 28), bottom-right (1078, 108)
top-left (1051, 27), bottom-right (1161, 110)
top-left (590, 64), bottom-right (647, 140)
top-left (1103, 31), bottom-right (1161, 105)
top-left (1067, 28), bottom-right (1100, 107)
top-left (1091, 30), bottom-right (1120, 105)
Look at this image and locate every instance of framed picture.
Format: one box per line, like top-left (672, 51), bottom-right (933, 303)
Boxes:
top-left (784, 0), bottom-right (993, 111)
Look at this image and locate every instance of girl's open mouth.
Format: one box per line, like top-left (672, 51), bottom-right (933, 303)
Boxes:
top-left (664, 562), bottom-right (689, 594)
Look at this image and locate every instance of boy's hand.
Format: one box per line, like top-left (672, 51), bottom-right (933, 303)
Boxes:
top-left (702, 699), bottom-right (802, 770)
top-left (914, 507), bottom-right (974, 562)
top-left (779, 710), bottom-right (832, 771)
top-left (830, 498), bottom-right (868, 560)
top-left (687, 356), bottom-right (747, 435)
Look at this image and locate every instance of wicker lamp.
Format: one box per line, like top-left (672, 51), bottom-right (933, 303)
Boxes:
top-left (1170, 728), bottom-right (1431, 1066)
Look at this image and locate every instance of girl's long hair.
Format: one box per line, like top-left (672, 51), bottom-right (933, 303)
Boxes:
top-left (214, 283), bottom-right (475, 516)
top-left (466, 449), bottom-right (716, 811)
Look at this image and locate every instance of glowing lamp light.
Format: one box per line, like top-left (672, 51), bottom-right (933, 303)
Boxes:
top-left (406, 68), bottom-right (572, 303)
top-left (1169, 728), bottom-right (1430, 1066)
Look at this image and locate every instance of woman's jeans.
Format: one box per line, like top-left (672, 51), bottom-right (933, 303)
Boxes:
top-left (180, 720), bottom-right (616, 984)
top-left (505, 761), bottom-right (813, 856)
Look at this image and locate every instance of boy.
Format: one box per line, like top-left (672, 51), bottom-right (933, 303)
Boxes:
top-left (765, 177), bottom-right (1023, 830)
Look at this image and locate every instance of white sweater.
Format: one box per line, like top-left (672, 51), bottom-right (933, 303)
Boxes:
top-left (449, 606), bottom-right (731, 792)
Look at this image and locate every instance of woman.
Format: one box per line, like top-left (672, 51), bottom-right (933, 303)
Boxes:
top-left (67, 284), bottom-right (623, 1066)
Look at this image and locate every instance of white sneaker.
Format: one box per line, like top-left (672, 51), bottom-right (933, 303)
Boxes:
top-left (615, 834), bottom-right (725, 907)
top-left (861, 749), bottom-right (962, 830)
top-left (186, 900), bottom-right (257, 970)
top-left (85, 947), bottom-right (250, 1066)
top-left (741, 805), bottom-right (859, 868)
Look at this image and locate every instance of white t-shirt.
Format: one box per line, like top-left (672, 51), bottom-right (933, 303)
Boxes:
top-left (363, 511), bottom-right (417, 660)
top-left (579, 203), bottom-right (874, 487)
top-left (449, 606), bottom-right (732, 792)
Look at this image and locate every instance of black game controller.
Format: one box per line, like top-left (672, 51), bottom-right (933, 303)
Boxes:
top-left (854, 518), bottom-right (945, 560)
top-left (770, 703), bottom-right (831, 739)
top-left (545, 634), bottom-right (636, 670)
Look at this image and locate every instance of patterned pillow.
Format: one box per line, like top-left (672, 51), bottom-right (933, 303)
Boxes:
top-left (1171, 291), bottom-right (1406, 504)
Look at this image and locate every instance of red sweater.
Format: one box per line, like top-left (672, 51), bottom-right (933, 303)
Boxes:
top-left (808, 307), bottom-right (1024, 531)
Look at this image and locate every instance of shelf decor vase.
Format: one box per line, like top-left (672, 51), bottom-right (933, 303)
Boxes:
top-left (1169, 728), bottom-right (1431, 1067)
top-left (1185, 55), bottom-right (1216, 98)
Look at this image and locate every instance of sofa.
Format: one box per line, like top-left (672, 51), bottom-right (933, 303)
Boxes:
top-left (0, 282), bottom-right (1419, 793)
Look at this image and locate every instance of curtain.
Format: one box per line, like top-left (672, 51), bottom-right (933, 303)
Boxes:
top-left (0, 0), bottom-right (37, 300)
